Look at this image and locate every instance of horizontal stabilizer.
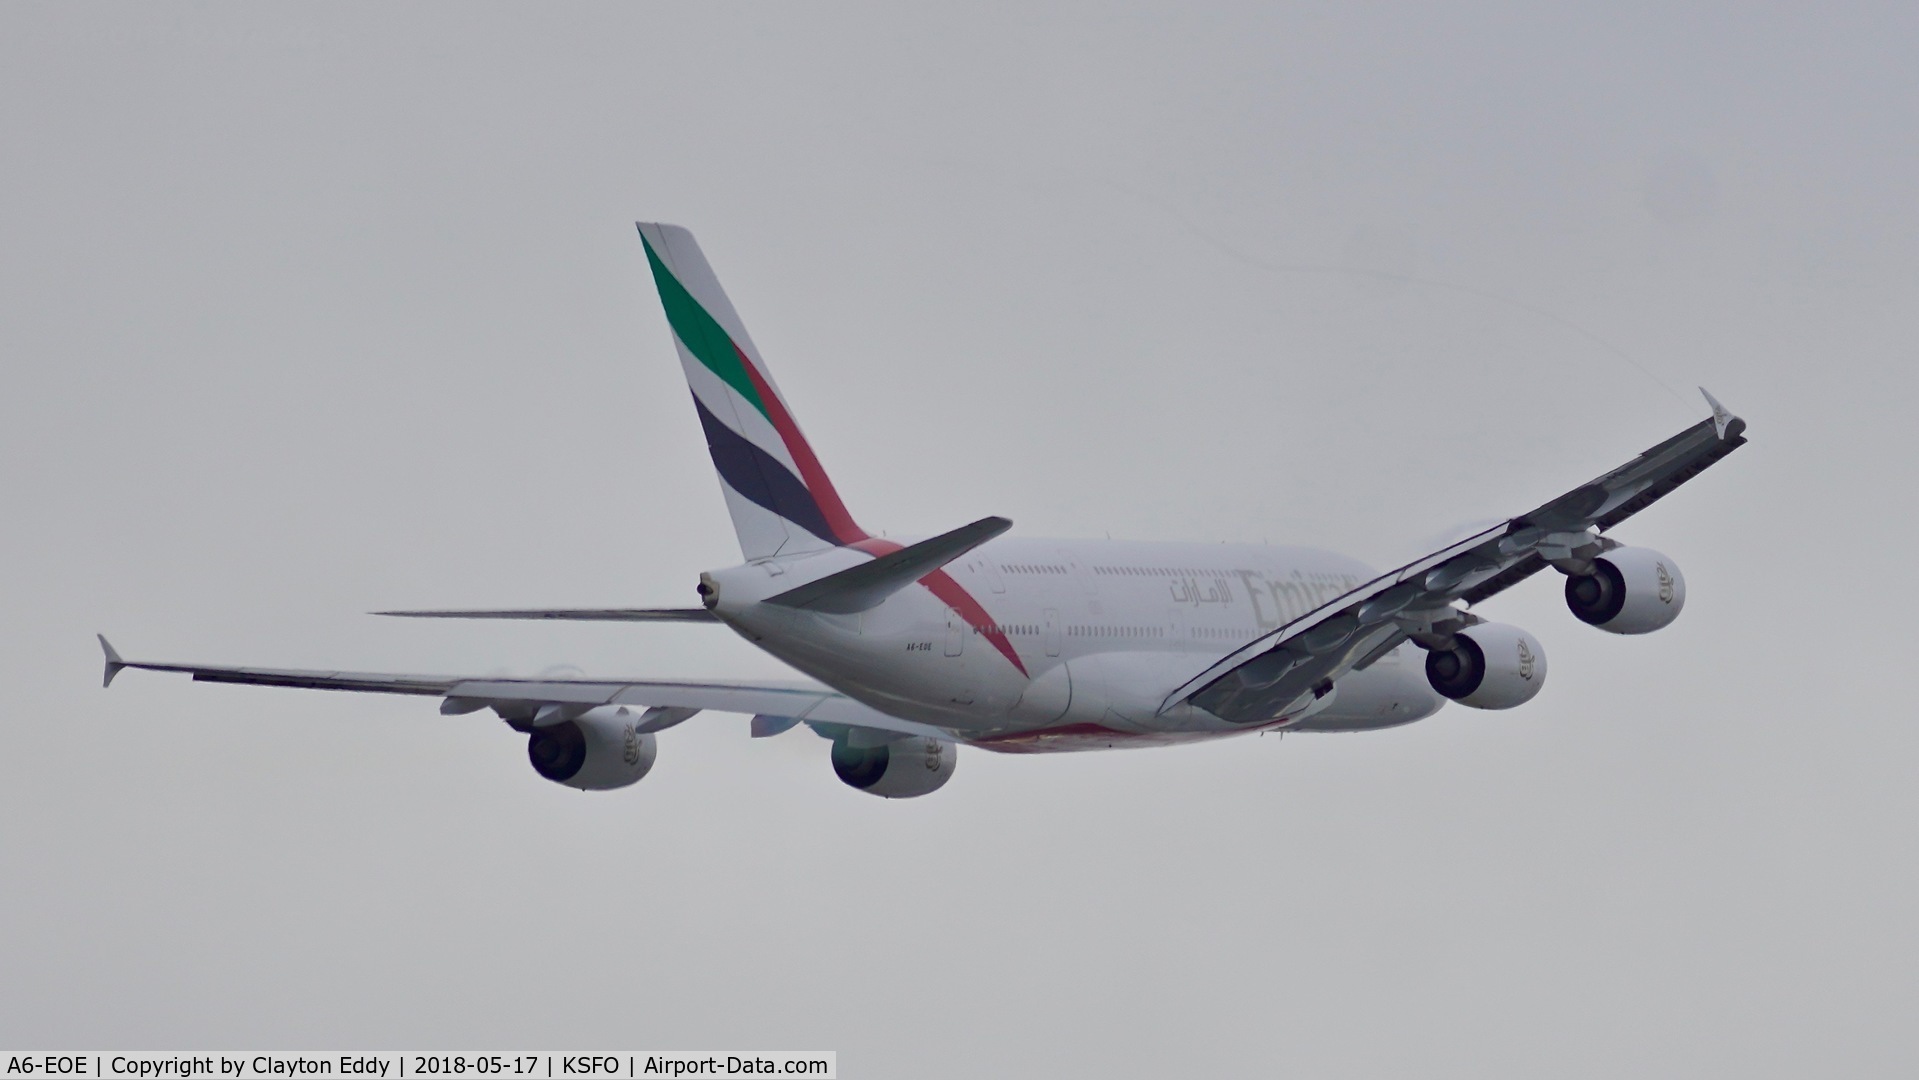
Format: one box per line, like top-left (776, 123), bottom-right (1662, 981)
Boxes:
top-left (372, 607), bottom-right (717, 622)
top-left (766, 516), bottom-right (1012, 615)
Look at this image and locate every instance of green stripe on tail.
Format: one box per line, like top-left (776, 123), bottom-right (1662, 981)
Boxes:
top-left (640, 233), bottom-right (769, 421)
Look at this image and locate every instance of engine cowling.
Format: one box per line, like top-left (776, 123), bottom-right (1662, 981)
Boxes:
top-left (831, 735), bottom-right (957, 799)
top-left (1564, 546), bottom-right (1685, 635)
top-left (1424, 622), bottom-right (1547, 710)
top-left (526, 706), bottom-right (658, 791)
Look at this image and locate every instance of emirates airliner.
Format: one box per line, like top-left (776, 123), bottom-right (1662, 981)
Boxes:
top-left (100, 224), bottom-right (1747, 798)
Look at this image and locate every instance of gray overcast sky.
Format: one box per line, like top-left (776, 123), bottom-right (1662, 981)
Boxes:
top-left (4, 3), bottom-right (1914, 1075)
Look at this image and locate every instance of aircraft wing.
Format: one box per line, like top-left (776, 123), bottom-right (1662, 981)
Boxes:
top-left (1170, 391), bottom-right (1748, 724)
top-left (372, 607), bottom-right (718, 622)
top-left (98, 636), bottom-right (952, 741)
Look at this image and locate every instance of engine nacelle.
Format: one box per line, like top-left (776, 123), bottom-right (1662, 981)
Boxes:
top-left (1424, 622), bottom-right (1547, 710)
top-left (831, 735), bottom-right (957, 799)
top-left (526, 706), bottom-right (658, 791)
top-left (1564, 546), bottom-right (1685, 635)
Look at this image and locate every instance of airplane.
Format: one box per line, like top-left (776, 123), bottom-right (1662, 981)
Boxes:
top-left (99, 223), bottom-right (1749, 798)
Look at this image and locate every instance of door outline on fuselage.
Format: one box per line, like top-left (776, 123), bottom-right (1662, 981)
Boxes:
top-left (1061, 549), bottom-right (1098, 599)
top-left (1043, 608), bottom-right (1062, 657)
top-left (944, 610), bottom-right (965, 657)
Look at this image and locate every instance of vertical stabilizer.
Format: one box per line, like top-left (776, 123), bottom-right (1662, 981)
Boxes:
top-left (637, 223), bottom-right (868, 560)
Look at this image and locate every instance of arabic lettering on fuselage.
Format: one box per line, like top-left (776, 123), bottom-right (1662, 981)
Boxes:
top-left (1167, 574), bottom-right (1234, 607)
top-left (1013, 562), bottom-right (1361, 632)
top-left (1158, 569), bottom-right (1356, 628)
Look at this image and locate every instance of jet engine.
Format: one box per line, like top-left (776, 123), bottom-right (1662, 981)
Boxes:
top-left (1423, 622), bottom-right (1547, 710)
top-left (830, 735), bottom-right (957, 799)
top-left (1564, 546), bottom-right (1685, 634)
top-left (526, 706), bottom-right (658, 791)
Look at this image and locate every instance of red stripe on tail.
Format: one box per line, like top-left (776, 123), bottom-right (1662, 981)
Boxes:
top-left (735, 344), bottom-right (867, 545)
top-left (731, 341), bottom-right (1026, 678)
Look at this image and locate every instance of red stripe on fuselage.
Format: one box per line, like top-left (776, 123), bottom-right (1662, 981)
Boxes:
top-left (972, 722), bottom-right (1140, 753)
top-left (851, 538), bottom-right (1028, 678)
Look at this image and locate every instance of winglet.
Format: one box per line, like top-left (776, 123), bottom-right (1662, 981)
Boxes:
top-left (1700, 387), bottom-right (1742, 440)
top-left (98, 634), bottom-right (127, 688)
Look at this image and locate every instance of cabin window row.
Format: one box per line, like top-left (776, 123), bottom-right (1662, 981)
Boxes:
top-left (1094, 565), bottom-right (1227, 578)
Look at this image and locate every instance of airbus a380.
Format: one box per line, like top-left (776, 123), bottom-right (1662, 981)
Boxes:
top-left (100, 223), bottom-right (1749, 798)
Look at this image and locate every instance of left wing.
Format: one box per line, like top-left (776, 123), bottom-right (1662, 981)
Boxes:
top-left (97, 635), bottom-right (951, 741)
top-left (1172, 391), bottom-right (1747, 724)
top-left (372, 607), bottom-right (717, 622)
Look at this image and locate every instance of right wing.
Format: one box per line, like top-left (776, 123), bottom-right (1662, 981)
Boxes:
top-left (97, 635), bottom-right (950, 741)
top-left (1172, 391), bottom-right (1748, 724)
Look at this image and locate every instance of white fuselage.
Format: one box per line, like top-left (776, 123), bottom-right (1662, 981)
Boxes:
top-left (705, 538), bottom-right (1445, 753)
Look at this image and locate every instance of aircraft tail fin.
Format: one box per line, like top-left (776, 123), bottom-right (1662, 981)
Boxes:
top-left (637, 223), bottom-right (868, 561)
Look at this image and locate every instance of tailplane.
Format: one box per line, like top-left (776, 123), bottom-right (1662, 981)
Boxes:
top-left (637, 223), bottom-right (868, 560)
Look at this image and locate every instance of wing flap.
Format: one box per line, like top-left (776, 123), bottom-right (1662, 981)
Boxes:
top-left (1458, 552), bottom-right (1550, 606)
top-left (373, 607), bottom-right (717, 622)
top-left (127, 659), bottom-right (454, 696)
